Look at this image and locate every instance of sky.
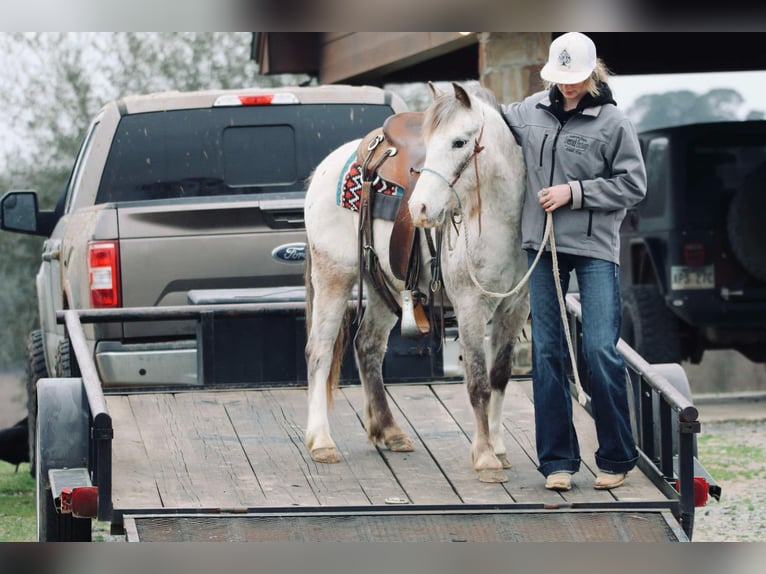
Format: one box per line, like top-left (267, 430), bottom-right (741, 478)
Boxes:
top-left (609, 70), bottom-right (766, 118)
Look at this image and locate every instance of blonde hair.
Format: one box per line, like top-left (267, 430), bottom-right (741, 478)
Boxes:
top-left (543, 59), bottom-right (611, 97)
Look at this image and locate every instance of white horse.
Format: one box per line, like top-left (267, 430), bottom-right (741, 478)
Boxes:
top-left (303, 82), bottom-right (528, 482)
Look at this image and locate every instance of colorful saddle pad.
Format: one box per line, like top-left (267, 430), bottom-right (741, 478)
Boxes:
top-left (337, 152), bottom-right (403, 222)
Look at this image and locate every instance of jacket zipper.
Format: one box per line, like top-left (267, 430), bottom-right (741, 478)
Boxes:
top-left (538, 134), bottom-right (548, 167)
top-left (539, 125), bottom-right (564, 245)
top-left (548, 126), bottom-right (562, 186)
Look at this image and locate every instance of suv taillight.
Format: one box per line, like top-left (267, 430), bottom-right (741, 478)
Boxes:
top-left (88, 241), bottom-right (121, 308)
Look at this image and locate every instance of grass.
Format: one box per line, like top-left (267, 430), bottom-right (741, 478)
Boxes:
top-left (0, 460), bottom-right (35, 542)
top-left (697, 426), bottom-right (766, 482)
top-left (0, 461), bottom-right (116, 542)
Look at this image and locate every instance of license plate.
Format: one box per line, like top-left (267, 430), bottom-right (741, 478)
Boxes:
top-left (670, 265), bottom-right (715, 290)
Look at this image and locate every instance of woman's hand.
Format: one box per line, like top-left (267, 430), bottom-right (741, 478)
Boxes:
top-left (537, 184), bottom-right (572, 212)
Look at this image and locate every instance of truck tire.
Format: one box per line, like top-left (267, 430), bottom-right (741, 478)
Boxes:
top-left (25, 330), bottom-right (49, 476)
top-left (35, 378), bottom-right (92, 542)
top-left (55, 338), bottom-right (80, 378)
top-left (621, 285), bottom-right (682, 364)
top-left (727, 179), bottom-right (766, 282)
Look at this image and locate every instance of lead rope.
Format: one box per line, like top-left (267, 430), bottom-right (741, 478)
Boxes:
top-left (457, 210), bottom-right (587, 406)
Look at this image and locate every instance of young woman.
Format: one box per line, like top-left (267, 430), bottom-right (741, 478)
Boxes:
top-left (502, 32), bottom-right (647, 491)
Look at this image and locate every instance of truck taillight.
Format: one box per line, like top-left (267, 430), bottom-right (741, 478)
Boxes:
top-left (213, 93), bottom-right (299, 107)
top-left (88, 241), bottom-right (121, 308)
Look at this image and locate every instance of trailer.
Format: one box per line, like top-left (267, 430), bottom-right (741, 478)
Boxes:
top-left (35, 292), bottom-right (718, 542)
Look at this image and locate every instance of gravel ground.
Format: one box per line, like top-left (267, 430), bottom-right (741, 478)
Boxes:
top-left (2, 368), bottom-right (764, 543)
top-left (691, 398), bottom-right (766, 542)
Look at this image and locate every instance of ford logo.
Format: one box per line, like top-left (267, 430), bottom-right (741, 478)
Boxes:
top-left (271, 242), bottom-right (306, 264)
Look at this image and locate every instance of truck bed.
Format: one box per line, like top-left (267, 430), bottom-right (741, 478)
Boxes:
top-left (107, 379), bottom-right (685, 542)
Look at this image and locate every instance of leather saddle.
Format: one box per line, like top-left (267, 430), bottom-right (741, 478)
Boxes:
top-left (355, 111), bottom-right (431, 337)
top-left (356, 111), bottom-right (425, 281)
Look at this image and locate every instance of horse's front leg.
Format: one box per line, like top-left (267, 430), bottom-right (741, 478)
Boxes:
top-left (460, 319), bottom-right (507, 483)
top-left (488, 292), bottom-right (531, 469)
top-left (355, 290), bottom-right (414, 452)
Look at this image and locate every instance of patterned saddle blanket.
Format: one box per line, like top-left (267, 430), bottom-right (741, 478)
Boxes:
top-left (337, 152), bottom-right (403, 222)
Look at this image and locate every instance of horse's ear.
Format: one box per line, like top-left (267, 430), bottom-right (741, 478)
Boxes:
top-left (428, 81), bottom-right (443, 99)
top-left (452, 82), bottom-right (471, 109)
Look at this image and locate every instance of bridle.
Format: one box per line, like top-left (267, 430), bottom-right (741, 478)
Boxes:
top-left (411, 123), bottom-right (486, 232)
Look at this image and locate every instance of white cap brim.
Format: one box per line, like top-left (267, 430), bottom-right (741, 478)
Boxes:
top-left (540, 62), bottom-right (593, 85)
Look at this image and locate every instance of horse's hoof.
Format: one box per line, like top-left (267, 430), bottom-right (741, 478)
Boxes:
top-left (478, 468), bottom-right (508, 483)
top-left (311, 447), bottom-right (340, 463)
top-left (496, 453), bottom-right (512, 469)
top-left (386, 435), bottom-right (415, 452)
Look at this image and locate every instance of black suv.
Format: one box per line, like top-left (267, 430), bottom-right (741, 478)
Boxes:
top-left (619, 121), bottom-right (766, 365)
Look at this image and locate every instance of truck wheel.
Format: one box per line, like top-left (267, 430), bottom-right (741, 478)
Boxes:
top-left (55, 338), bottom-right (80, 378)
top-left (36, 378), bottom-right (92, 542)
top-left (621, 285), bottom-right (682, 364)
top-left (727, 179), bottom-right (766, 282)
top-left (25, 330), bottom-right (49, 476)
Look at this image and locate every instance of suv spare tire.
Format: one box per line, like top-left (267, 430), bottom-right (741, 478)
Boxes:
top-left (621, 285), bottom-right (682, 364)
top-left (727, 165), bottom-right (766, 282)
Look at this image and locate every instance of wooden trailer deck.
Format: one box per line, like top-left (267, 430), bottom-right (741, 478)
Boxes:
top-left (107, 378), bottom-right (673, 532)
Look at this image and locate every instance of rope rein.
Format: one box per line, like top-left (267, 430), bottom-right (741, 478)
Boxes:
top-left (456, 208), bottom-right (587, 406)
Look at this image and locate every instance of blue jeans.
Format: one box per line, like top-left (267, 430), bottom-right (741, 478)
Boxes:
top-left (527, 250), bottom-right (638, 477)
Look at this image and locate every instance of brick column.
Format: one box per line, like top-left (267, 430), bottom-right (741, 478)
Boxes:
top-left (479, 33), bottom-right (550, 103)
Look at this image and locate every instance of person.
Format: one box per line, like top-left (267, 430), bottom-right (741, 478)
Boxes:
top-left (502, 32), bottom-right (647, 491)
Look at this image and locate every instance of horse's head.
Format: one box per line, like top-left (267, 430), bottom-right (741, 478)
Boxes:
top-left (408, 82), bottom-right (496, 228)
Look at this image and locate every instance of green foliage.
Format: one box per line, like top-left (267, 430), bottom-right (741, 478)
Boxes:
top-left (697, 425), bottom-right (766, 482)
top-left (0, 461), bottom-right (35, 542)
top-left (631, 87), bottom-right (748, 132)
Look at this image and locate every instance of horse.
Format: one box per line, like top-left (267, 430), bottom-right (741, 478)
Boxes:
top-left (303, 81), bottom-right (528, 483)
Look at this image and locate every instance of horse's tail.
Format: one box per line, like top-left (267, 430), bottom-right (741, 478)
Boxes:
top-left (304, 243), bottom-right (349, 408)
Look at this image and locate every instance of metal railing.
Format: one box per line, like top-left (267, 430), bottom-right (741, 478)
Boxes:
top-left (565, 294), bottom-right (700, 539)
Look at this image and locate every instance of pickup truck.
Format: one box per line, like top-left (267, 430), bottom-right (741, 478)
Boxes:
top-left (619, 120), bottom-right (766, 366)
top-left (0, 84), bottom-right (409, 471)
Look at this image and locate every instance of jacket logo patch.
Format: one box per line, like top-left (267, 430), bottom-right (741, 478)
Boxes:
top-left (562, 134), bottom-right (589, 155)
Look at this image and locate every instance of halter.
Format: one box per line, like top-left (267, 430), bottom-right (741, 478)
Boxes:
top-left (411, 123), bottom-right (486, 232)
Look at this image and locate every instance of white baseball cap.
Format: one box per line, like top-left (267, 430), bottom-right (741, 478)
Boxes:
top-left (540, 32), bottom-right (597, 85)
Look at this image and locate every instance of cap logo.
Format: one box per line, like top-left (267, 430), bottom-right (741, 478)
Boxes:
top-left (558, 49), bottom-right (572, 68)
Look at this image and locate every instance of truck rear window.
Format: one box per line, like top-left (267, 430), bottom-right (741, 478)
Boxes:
top-left (96, 104), bottom-right (394, 203)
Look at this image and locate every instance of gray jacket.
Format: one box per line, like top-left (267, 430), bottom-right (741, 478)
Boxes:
top-left (502, 89), bottom-right (647, 264)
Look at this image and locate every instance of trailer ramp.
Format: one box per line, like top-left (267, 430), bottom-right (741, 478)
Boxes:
top-left (124, 508), bottom-right (686, 542)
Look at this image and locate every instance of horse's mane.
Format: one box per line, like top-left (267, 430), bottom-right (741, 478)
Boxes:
top-left (424, 84), bottom-right (501, 139)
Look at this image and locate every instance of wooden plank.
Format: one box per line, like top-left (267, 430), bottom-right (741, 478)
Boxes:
top-left (122, 393), bottom-right (202, 508)
top-left (266, 387), bottom-right (406, 506)
top-left (107, 395), bottom-right (163, 509)
top-left (387, 384), bottom-right (514, 505)
top-left (171, 392), bottom-right (267, 507)
top-left (219, 390), bottom-right (320, 508)
top-left (432, 383), bottom-right (561, 504)
top-left (124, 393), bottom-right (260, 509)
top-left (342, 385), bottom-right (462, 506)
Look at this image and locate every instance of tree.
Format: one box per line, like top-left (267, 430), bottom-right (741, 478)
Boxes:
top-left (630, 87), bottom-right (749, 132)
top-left (0, 33), bottom-right (307, 367)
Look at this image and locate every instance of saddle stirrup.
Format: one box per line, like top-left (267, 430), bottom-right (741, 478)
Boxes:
top-left (400, 290), bottom-right (431, 338)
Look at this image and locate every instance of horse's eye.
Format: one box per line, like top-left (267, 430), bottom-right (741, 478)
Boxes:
top-left (453, 139), bottom-right (467, 149)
